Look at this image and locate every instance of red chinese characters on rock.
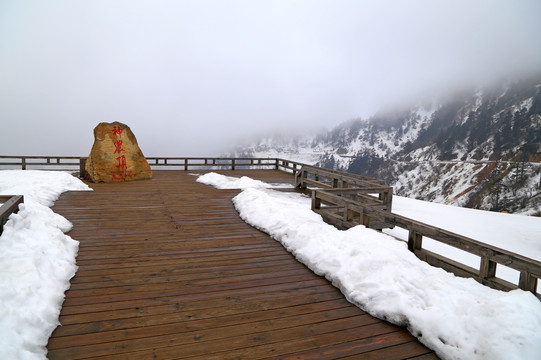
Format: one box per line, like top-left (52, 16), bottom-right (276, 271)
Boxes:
top-left (112, 125), bottom-right (123, 137)
top-left (110, 125), bottom-right (135, 181)
top-left (116, 155), bottom-right (127, 168)
top-left (113, 140), bottom-right (125, 154)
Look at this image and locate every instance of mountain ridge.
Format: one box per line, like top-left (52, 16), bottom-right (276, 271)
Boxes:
top-left (228, 76), bottom-right (541, 215)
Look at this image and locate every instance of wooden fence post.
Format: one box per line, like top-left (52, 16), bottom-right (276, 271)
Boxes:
top-left (359, 208), bottom-right (365, 225)
top-left (362, 214), bottom-right (371, 228)
top-left (79, 158), bottom-right (87, 179)
top-left (519, 271), bottom-right (538, 293)
top-left (311, 191), bottom-right (321, 210)
top-left (385, 188), bottom-right (393, 212)
top-left (479, 256), bottom-right (497, 280)
top-left (408, 228), bottom-right (423, 252)
top-left (295, 169), bottom-right (307, 189)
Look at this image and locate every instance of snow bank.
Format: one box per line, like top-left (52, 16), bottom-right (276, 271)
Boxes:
top-left (0, 170), bottom-right (91, 360)
top-left (197, 172), bottom-right (292, 189)
top-left (199, 173), bottom-right (541, 360)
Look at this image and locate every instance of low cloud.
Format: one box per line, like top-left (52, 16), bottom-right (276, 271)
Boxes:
top-left (1, 0), bottom-right (540, 156)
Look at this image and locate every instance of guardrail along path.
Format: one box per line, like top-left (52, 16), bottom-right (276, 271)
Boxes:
top-left (47, 170), bottom-right (437, 359)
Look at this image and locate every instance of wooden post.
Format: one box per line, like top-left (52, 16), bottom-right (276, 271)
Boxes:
top-left (385, 188), bottom-right (393, 212)
top-left (518, 271), bottom-right (538, 293)
top-left (232, 159), bottom-right (236, 170)
top-left (311, 191), bottom-right (321, 210)
top-left (22, 157), bottom-right (26, 170)
top-left (346, 208), bottom-right (355, 222)
top-left (479, 256), bottom-right (497, 279)
top-left (408, 228), bottom-right (423, 252)
top-left (79, 158), bottom-right (87, 179)
top-left (295, 170), bottom-right (307, 189)
top-left (362, 214), bottom-right (371, 228)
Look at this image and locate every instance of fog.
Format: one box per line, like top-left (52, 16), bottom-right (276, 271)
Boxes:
top-left (1, 0), bottom-right (541, 156)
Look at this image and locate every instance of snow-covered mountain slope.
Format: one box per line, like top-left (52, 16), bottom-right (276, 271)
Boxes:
top-left (228, 76), bottom-right (541, 215)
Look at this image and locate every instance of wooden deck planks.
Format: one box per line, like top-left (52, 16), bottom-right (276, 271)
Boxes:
top-left (47, 170), bottom-right (438, 359)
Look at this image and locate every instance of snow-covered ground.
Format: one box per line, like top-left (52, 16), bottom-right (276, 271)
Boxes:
top-left (196, 172), bottom-right (293, 189)
top-left (198, 172), bottom-right (541, 360)
top-left (0, 170), bottom-right (91, 360)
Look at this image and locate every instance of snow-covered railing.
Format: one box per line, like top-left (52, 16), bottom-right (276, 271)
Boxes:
top-left (312, 189), bottom-right (541, 299)
top-left (0, 195), bottom-right (24, 236)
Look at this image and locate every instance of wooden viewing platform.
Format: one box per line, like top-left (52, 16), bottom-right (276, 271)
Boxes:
top-left (47, 170), bottom-right (438, 360)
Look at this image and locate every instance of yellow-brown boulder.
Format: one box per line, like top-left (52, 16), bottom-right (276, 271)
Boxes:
top-left (85, 122), bottom-right (152, 182)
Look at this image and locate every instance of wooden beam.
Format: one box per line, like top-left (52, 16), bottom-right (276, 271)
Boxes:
top-left (0, 195), bottom-right (24, 235)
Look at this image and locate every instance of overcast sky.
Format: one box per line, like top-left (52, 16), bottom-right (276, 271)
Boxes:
top-left (1, 0), bottom-right (541, 156)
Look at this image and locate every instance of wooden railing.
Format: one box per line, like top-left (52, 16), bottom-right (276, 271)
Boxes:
top-left (145, 157), bottom-right (280, 170)
top-left (311, 188), bottom-right (540, 299)
top-left (0, 156), bottom-right (307, 175)
top-left (0, 195), bottom-right (24, 236)
top-left (0, 155), bottom-right (84, 171)
top-left (295, 164), bottom-right (387, 188)
top-left (1, 155), bottom-right (539, 299)
top-left (295, 165), bottom-right (393, 230)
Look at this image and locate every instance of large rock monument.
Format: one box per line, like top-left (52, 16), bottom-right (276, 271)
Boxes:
top-left (85, 122), bottom-right (152, 182)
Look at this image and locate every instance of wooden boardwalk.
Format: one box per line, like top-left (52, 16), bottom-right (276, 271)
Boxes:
top-left (47, 170), bottom-right (438, 360)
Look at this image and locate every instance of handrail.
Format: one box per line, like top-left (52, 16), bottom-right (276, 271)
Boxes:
top-left (0, 195), bottom-right (24, 236)
top-left (145, 157), bottom-right (280, 171)
top-left (0, 155), bottom-right (85, 173)
top-left (0, 155), bottom-right (284, 172)
top-left (296, 165), bottom-right (393, 214)
top-left (311, 188), bottom-right (540, 299)
top-left (0, 156), bottom-right (312, 178)
top-left (297, 164), bottom-right (387, 186)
